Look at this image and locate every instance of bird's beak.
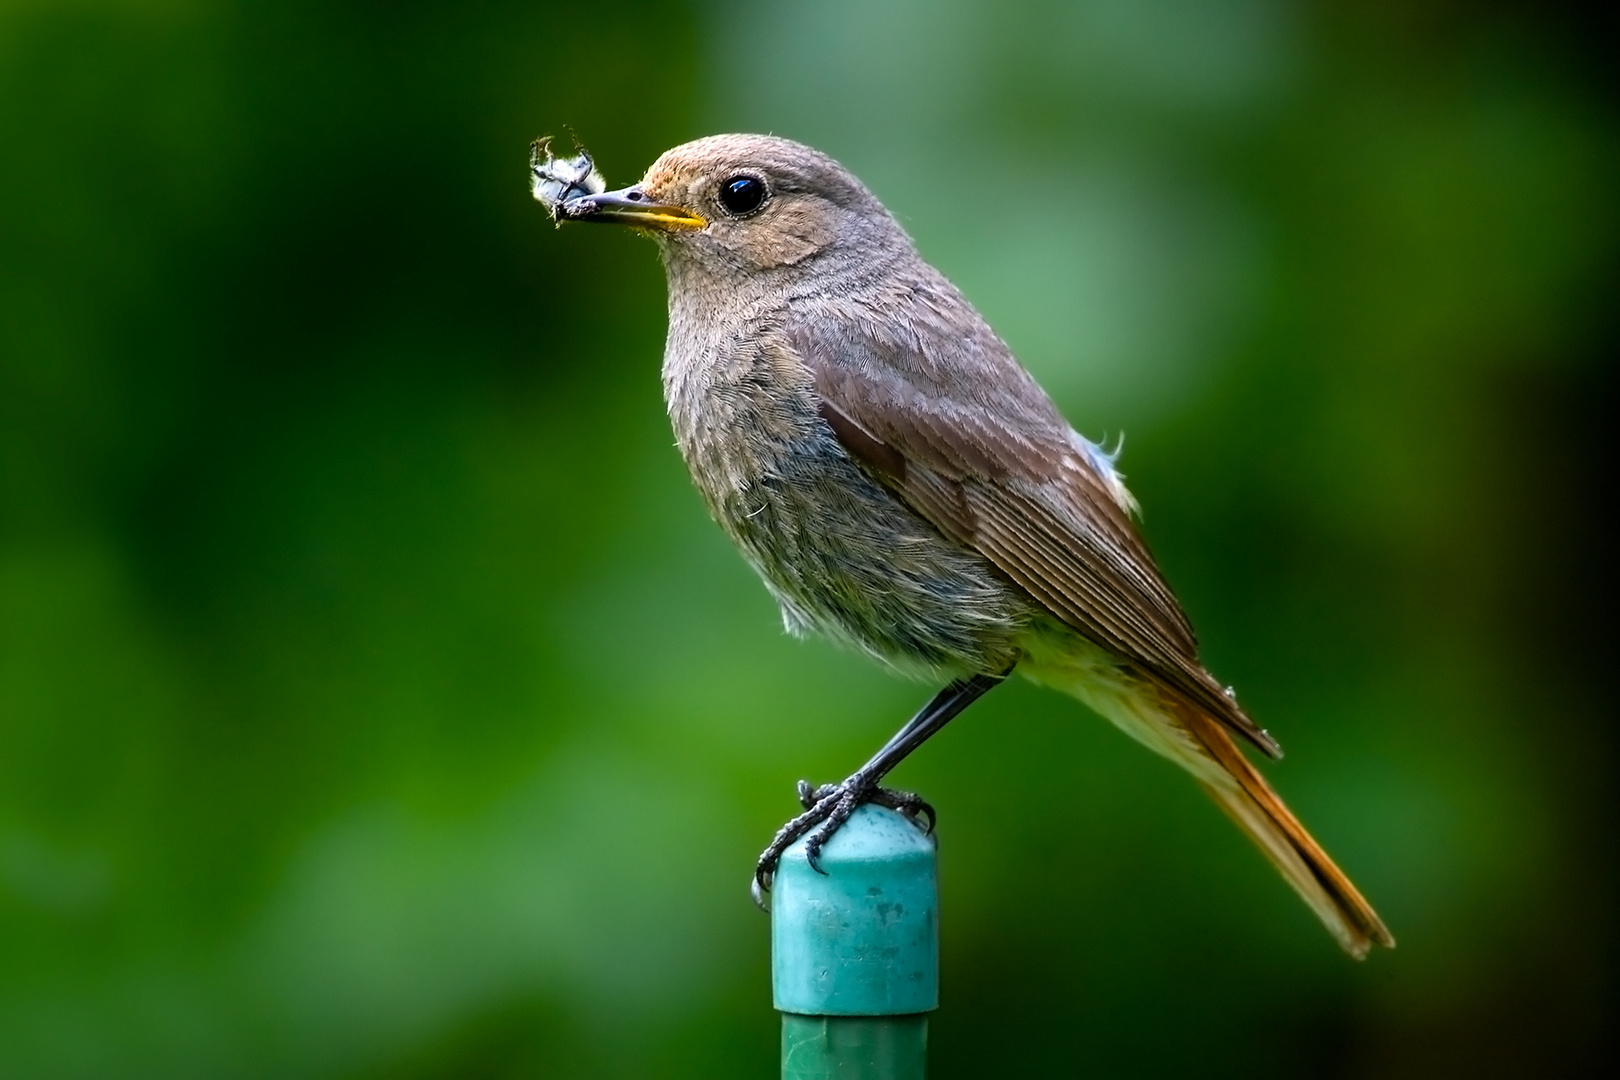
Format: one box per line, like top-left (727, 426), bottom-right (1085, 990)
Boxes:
top-left (560, 186), bottom-right (707, 231)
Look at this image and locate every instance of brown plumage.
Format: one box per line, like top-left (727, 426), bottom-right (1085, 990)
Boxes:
top-left (540, 132), bottom-right (1394, 957)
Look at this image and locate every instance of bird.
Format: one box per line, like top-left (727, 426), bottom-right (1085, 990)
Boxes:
top-left (536, 133), bottom-right (1394, 958)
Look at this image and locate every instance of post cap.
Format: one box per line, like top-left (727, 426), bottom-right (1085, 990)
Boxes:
top-left (771, 804), bottom-right (939, 1016)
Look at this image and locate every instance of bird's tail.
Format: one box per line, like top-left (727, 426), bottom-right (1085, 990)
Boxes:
top-left (1167, 696), bottom-right (1394, 958)
top-left (1024, 650), bottom-right (1394, 958)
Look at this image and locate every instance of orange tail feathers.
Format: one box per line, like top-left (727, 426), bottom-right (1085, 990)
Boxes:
top-left (1169, 699), bottom-right (1396, 958)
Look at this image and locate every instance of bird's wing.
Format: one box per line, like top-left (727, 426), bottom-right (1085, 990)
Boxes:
top-left (782, 307), bottom-right (1281, 759)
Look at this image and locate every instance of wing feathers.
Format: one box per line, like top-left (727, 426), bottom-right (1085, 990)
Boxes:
top-left (796, 320), bottom-right (1280, 757)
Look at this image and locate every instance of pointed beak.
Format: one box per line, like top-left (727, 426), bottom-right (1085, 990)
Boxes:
top-left (559, 186), bottom-right (707, 231)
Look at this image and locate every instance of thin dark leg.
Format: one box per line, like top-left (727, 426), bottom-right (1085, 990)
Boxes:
top-left (853, 672), bottom-right (1003, 786)
top-left (753, 672), bottom-right (1005, 904)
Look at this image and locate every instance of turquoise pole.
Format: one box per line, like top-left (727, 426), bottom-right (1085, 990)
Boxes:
top-left (771, 804), bottom-right (938, 1080)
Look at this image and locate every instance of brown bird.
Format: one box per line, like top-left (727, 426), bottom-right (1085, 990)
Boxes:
top-left (536, 133), bottom-right (1394, 958)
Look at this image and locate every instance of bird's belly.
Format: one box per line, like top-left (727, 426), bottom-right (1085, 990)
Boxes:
top-left (681, 415), bottom-right (1032, 678)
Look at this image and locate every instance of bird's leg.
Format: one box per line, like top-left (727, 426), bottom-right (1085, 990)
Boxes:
top-left (752, 672), bottom-right (1004, 904)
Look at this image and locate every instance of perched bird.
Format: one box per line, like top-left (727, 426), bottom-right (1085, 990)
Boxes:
top-left (538, 133), bottom-right (1394, 958)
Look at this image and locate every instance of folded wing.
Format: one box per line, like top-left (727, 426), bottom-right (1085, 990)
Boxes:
top-left (783, 310), bottom-right (1281, 759)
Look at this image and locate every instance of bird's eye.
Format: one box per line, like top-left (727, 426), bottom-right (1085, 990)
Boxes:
top-left (718, 175), bottom-right (766, 216)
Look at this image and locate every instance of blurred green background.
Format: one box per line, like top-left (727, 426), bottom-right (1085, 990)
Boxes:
top-left (2, 0), bottom-right (1615, 1076)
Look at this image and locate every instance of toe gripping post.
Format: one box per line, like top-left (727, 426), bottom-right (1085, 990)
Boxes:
top-left (773, 804), bottom-right (938, 1080)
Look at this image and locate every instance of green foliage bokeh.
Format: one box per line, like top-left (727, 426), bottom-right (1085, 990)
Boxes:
top-left (1, 1), bottom-right (1614, 1076)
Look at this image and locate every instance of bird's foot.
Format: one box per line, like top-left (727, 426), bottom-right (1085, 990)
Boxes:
top-left (750, 775), bottom-right (934, 910)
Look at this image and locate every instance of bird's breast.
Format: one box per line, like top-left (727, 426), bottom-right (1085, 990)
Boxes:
top-left (659, 322), bottom-right (1032, 678)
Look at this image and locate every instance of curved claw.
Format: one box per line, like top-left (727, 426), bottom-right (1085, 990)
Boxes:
top-left (798, 780), bottom-right (839, 810)
top-left (802, 828), bottom-right (832, 876)
top-left (914, 799), bottom-right (937, 834)
top-left (750, 792), bottom-right (837, 902)
top-left (866, 788), bottom-right (936, 833)
top-left (803, 789), bottom-right (863, 875)
top-left (750, 873), bottom-right (772, 912)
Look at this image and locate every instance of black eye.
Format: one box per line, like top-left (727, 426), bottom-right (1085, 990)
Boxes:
top-left (718, 175), bottom-right (766, 216)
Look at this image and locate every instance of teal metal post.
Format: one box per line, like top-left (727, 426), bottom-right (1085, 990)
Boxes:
top-left (772, 804), bottom-right (938, 1080)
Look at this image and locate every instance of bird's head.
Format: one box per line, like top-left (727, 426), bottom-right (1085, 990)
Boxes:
top-left (555, 134), bottom-right (900, 275)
